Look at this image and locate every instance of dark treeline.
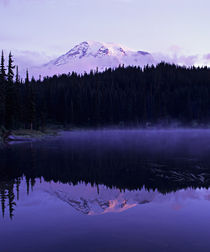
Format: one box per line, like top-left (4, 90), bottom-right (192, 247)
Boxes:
top-left (1, 141), bottom-right (210, 218)
top-left (1, 132), bottom-right (210, 218)
top-left (1, 51), bottom-right (210, 129)
top-left (1, 140), bottom-right (210, 193)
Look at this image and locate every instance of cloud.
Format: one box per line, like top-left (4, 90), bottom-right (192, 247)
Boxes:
top-left (153, 52), bottom-right (199, 67)
top-left (15, 50), bottom-right (52, 65)
top-left (203, 54), bottom-right (210, 60)
top-left (1, 49), bottom-right (55, 79)
top-left (151, 44), bottom-right (200, 67)
top-left (201, 53), bottom-right (210, 66)
top-left (175, 55), bottom-right (199, 66)
top-left (2, 49), bottom-right (53, 66)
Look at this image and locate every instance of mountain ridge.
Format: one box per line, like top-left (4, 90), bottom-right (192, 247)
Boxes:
top-left (32, 41), bottom-right (156, 78)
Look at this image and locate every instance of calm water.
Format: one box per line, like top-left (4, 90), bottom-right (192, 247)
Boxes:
top-left (1, 129), bottom-right (210, 252)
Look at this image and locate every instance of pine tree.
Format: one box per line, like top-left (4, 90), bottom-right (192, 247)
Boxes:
top-left (28, 83), bottom-right (36, 130)
top-left (5, 52), bottom-right (15, 128)
top-left (0, 51), bottom-right (6, 126)
top-left (15, 66), bottom-right (20, 84)
top-left (7, 52), bottom-right (15, 83)
top-left (24, 70), bottom-right (36, 129)
top-left (25, 69), bottom-right (29, 85)
top-left (13, 65), bottom-right (21, 128)
top-left (0, 50), bottom-right (6, 81)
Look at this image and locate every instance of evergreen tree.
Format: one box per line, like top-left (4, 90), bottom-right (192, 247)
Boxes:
top-left (25, 69), bottom-right (29, 85)
top-left (1, 51), bottom-right (210, 130)
top-left (0, 50), bottom-right (6, 81)
top-left (13, 66), bottom-right (21, 128)
top-left (28, 82), bottom-right (36, 130)
top-left (5, 52), bottom-right (15, 128)
top-left (15, 66), bottom-right (20, 84)
top-left (23, 70), bottom-right (36, 129)
top-left (0, 51), bottom-right (6, 126)
top-left (7, 52), bottom-right (15, 83)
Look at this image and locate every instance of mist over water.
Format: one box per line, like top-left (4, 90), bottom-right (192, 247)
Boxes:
top-left (1, 129), bottom-right (210, 252)
top-left (56, 128), bottom-right (210, 156)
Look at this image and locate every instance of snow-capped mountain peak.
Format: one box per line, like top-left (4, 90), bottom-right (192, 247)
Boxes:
top-left (51, 41), bottom-right (138, 66)
top-left (33, 41), bottom-right (155, 78)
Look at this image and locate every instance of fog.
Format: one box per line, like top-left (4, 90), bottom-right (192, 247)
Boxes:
top-left (53, 128), bottom-right (210, 159)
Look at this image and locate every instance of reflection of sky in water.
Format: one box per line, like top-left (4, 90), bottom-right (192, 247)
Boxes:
top-left (1, 130), bottom-right (210, 252)
top-left (1, 179), bottom-right (210, 252)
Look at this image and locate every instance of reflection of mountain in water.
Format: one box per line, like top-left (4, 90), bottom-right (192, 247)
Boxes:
top-left (2, 178), bottom-right (210, 218)
top-left (1, 130), bottom-right (210, 217)
top-left (45, 182), bottom-right (210, 215)
top-left (47, 184), bottom-right (152, 215)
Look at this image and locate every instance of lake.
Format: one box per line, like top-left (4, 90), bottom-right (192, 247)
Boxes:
top-left (1, 129), bottom-right (210, 252)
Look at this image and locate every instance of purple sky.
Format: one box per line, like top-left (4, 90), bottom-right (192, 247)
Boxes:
top-left (0, 0), bottom-right (210, 67)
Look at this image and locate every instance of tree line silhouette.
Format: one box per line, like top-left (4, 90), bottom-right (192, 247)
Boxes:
top-left (1, 51), bottom-right (210, 130)
top-left (1, 140), bottom-right (210, 219)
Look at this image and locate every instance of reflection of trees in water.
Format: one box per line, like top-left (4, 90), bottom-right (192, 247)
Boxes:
top-left (0, 178), bottom-right (35, 219)
top-left (0, 184), bottom-right (7, 218)
top-left (0, 143), bottom-right (36, 219)
top-left (0, 179), bottom-right (16, 219)
top-left (1, 142), bottom-right (210, 218)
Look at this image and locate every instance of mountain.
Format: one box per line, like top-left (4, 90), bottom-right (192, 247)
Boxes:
top-left (45, 183), bottom-right (154, 215)
top-left (32, 41), bottom-right (156, 78)
top-left (44, 182), bottom-right (208, 216)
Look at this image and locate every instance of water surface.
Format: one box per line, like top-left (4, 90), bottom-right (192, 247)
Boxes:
top-left (1, 129), bottom-right (210, 252)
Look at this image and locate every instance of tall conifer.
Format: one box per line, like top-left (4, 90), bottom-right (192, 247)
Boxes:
top-left (7, 52), bottom-right (15, 83)
top-left (0, 51), bottom-right (6, 126)
top-left (5, 52), bottom-right (15, 128)
top-left (15, 66), bottom-right (20, 84)
top-left (0, 50), bottom-right (6, 81)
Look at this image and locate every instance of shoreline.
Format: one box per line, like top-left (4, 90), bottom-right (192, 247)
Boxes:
top-left (0, 128), bottom-right (60, 145)
top-left (2, 126), bottom-right (210, 145)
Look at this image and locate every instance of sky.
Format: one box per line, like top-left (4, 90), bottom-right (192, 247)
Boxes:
top-left (0, 0), bottom-right (210, 67)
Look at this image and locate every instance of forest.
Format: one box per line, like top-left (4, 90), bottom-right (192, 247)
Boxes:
top-left (1, 51), bottom-right (210, 130)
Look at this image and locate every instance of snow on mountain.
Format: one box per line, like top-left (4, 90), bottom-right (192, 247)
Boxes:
top-left (43, 182), bottom-right (209, 216)
top-left (31, 41), bottom-right (155, 78)
top-left (45, 182), bottom-right (154, 215)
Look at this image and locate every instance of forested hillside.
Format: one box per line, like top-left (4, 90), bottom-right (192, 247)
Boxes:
top-left (1, 51), bottom-right (210, 130)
